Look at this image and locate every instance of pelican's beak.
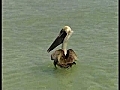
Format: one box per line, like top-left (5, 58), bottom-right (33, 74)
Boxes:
top-left (47, 29), bottom-right (67, 52)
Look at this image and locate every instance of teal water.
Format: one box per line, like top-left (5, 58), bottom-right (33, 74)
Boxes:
top-left (3, 0), bottom-right (118, 90)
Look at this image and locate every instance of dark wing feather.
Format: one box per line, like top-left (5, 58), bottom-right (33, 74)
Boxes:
top-left (66, 49), bottom-right (77, 62)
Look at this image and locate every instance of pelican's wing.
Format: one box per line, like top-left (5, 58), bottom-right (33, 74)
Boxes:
top-left (51, 49), bottom-right (66, 67)
top-left (66, 49), bottom-right (78, 61)
top-left (51, 49), bottom-right (65, 61)
top-left (51, 50), bottom-right (59, 61)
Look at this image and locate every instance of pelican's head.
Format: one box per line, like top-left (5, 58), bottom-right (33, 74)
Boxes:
top-left (62, 26), bottom-right (73, 41)
top-left (62, 26), bottom-right (73, 33)
top-left (47, 26), bottom-right (73, 52)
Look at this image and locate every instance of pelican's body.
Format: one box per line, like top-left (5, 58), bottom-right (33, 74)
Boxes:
top-left (47, 26), bottom-right (77, 68)
top-left (51, 49), bottom-right (77, 68)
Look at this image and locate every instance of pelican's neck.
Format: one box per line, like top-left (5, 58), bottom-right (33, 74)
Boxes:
top-left (61, 29), bottom-right (73, 55)
top-left (62, 41), bottom-right (67, 55)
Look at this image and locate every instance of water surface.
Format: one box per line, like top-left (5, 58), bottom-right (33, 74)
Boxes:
top-left (3, 0), bottom-right (118, 90)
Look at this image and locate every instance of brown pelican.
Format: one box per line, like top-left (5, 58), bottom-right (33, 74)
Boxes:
top-left (47, 26), bottom-right (77, 68)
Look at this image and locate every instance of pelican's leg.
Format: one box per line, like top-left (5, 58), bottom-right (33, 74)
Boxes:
top-left (53, 61), bottom-right (57, 68)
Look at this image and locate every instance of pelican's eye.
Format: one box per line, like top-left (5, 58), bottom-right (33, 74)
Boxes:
top-left (68, 31), bottom-right (71, 35)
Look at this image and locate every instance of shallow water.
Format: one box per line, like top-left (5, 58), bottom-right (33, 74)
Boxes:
top-left (3, 0), bottom-right (118, 90)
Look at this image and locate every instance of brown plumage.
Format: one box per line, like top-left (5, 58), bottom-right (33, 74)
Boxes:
top-left (47, 26), bottom-right (78, 68)
top-left (51, 49), bottom-right (77, 68)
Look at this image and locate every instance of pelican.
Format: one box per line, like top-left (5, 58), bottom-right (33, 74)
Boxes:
top-left (47, 26), bottom-right (77, 68)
